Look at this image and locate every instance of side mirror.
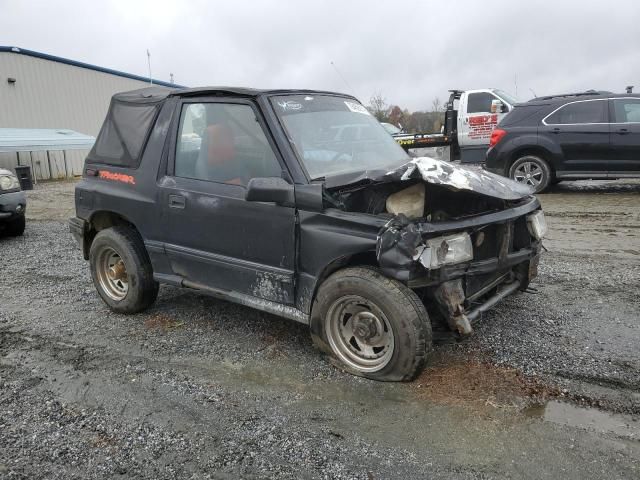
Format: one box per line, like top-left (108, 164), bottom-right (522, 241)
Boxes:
top-left (491, 99), bottom-right (503, 113)
top-left (245, 177), bottom-right (294, 206)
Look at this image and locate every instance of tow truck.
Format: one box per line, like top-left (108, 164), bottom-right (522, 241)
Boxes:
top-left (393, 88), bottom-right (519, 163)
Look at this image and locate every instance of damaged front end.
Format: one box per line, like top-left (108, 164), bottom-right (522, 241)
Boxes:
top-left (325, 157), bottom-right (545, 335)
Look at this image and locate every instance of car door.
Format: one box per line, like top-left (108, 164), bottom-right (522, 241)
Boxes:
top-left (458, 91), bottom-right (501, 148)
top-left (608, 97), bottom-right (640, 176)
top-left (158, 98), bottom-right (296, 305)
top-left (540, 99), bottom-right (610, 175)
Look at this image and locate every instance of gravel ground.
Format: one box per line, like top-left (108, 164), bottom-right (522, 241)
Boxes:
top-left (0, 179), bottom-right (639, 479)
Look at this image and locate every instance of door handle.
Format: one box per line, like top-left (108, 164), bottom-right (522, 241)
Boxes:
top-left (551, 127), bottom-right (561, 134)
top-left (169, 194), bottom-right (186, 209)
top-left (616, 128), bottom-right (629, 135)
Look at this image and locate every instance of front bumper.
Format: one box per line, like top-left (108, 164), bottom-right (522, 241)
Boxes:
top-left (0, 190), bottom-right (27, 220)
top-left (385, 199), bottom-right (544, 335)
top-left (430, 251), bottom-right (540, 334)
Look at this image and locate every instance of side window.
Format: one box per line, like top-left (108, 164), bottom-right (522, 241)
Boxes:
top-left (91, 101), bottom-right (158, 166)
top-left (612, 98), bottom-right (640, 123)
top-left (545, 100), bottom-right (607, 125)
top-left (466, 93), bottom-right (497, 114)
top-left (175, 102), bottom-right (282, 186)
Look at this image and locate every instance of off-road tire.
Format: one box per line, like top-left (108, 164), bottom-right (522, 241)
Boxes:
top-left (509, 155), bottom-right (553, 193)
top-left (310, 266), bottom-right (432, 382)
top-left (4, 215), bottom-right (25, 236)
top-left (89, 226), bottom-right (158, 314)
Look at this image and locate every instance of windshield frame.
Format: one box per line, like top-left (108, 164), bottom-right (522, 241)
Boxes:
top-left (381, 122), bottom-right (402, 135)
top-left (267, 93), bottom-right (410, 182)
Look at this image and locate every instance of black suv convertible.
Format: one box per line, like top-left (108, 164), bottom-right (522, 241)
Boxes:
top-left (485, 92), bottom-right (640, 192)
top-left (70, 87), bottom-right (545, 381)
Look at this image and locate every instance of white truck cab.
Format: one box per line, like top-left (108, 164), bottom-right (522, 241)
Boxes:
top-left (453, 88), bottom-right (519, 162)
top-left (392, 88), bottom-right (520, 163)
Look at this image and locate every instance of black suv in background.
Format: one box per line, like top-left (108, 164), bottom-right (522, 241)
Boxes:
top-left (485, 92), bottom-right (640, 192)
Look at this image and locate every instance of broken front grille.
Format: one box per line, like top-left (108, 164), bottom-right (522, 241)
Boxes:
top-left (471, 225), bottom-right (500, 261)
top-left (465, 216), bottom-right (533, 299)
top-left (472, 216), bottom-right (532, 262)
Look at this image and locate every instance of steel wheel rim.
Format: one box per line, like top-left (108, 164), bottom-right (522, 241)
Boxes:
top-left (325, 295), bottom-right (395, 373)
top-left (96, 246), bottom-right (129, 301)
top-left (513, 161), bottom-right (544, 187)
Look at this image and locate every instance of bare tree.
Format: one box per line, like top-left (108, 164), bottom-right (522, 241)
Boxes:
top-left (430, 97), bottom-right (444, 113)
top-left (368, 92), bottom-right (389, 121)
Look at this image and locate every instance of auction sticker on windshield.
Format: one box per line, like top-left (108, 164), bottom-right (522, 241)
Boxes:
top-left (277, 100), bottom-right (303, 111)
top-left (344, 101), bottom-right (371, 115)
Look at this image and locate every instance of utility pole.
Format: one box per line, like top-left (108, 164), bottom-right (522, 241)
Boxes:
top-left (147, 49), bottom-right (153, 85)
top-left (170, 73), bottom-right (174, 84)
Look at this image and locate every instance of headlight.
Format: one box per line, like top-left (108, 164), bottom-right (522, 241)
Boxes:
top-left (0, 174), bottom-right (20, 191)
top-left (527, 211), bottom-right (547, 240)
top-left (416, 233), bottom-right (473, 269)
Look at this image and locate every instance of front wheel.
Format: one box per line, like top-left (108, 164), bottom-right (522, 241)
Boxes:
top-left (89, 226), bottom-right (158, 314)
top-left (509, 155), bottom-right (552, 193)
top-left (310, 267), bottom-right (432, 382)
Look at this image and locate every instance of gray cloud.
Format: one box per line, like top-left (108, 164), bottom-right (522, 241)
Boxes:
top-left (2, 0), bottom-right (639, 110)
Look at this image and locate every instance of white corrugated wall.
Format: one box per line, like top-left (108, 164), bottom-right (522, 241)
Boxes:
top-left (0, 149), bottom-right (89, 180)
top-left (0, 51), bottom-right (169, 179)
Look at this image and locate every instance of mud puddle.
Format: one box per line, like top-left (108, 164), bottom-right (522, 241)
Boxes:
top-left (524, 400), bottom-right (640, 440)
top-left (411, 352), bottom-right (559, 410)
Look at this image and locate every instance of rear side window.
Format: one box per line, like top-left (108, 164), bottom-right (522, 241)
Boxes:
top-left (90, 102), bottom-right (158, 167)
top-left (612, 98), bottom-right (640, 123)
top-left (467, 93), bottom-right (498, 113)
top-left (545, 100), bottom-right (607, 124)
top-left (499, 104), bottom-right (545, 127)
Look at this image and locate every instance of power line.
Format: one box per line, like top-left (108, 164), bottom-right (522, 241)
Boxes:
top-left (330, 61), bottom-right (356, 97)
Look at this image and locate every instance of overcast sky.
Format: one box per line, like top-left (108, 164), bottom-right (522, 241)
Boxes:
top-left (2, 0), bottom-right (639, 110)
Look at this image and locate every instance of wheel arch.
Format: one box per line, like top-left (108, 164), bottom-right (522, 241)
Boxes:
top-left (306, 250), bottom-right (379, 318)
top-left (508, 146), bottom-right (556, 176)
top-left (82, 210), bottom-right (141, 260)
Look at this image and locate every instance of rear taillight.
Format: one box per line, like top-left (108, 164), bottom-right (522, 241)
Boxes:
top-left (489, 128), bottom-right (507, 148)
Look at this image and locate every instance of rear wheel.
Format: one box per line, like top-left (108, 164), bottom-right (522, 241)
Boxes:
top-left (4, 215), bottom-right (25, 236)
top-left (509, 155), bottom-right (552, 193)
top-left (89, 226), bottom-right (158, 314)
top-left (310, 267), bottom-right (432, 382)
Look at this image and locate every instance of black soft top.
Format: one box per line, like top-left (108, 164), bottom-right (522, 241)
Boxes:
top-left (174, 86), bottom-right (355, 99)
top-left (112, 85), bottom-right (356, 104)
top-left (87, 87), bottom-right (170, 167)
top-left (111, 86), bottom-right (173, 104)
top-left (114, 85), bottom-right (355, 101)
top-left (88, 86), bottom-right (357, 167)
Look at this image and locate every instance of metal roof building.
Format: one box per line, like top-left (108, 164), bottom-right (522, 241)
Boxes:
top-left (0, 46), bottom-right (181, 179)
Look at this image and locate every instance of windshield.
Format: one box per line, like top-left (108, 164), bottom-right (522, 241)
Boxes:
top-left (494, 89), bottom-right (520, 106)
top-left (271, 95), bottom-right (409, 179)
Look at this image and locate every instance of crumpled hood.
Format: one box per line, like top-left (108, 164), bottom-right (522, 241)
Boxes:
top-left (325, 156), bottom-right (534, 201)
